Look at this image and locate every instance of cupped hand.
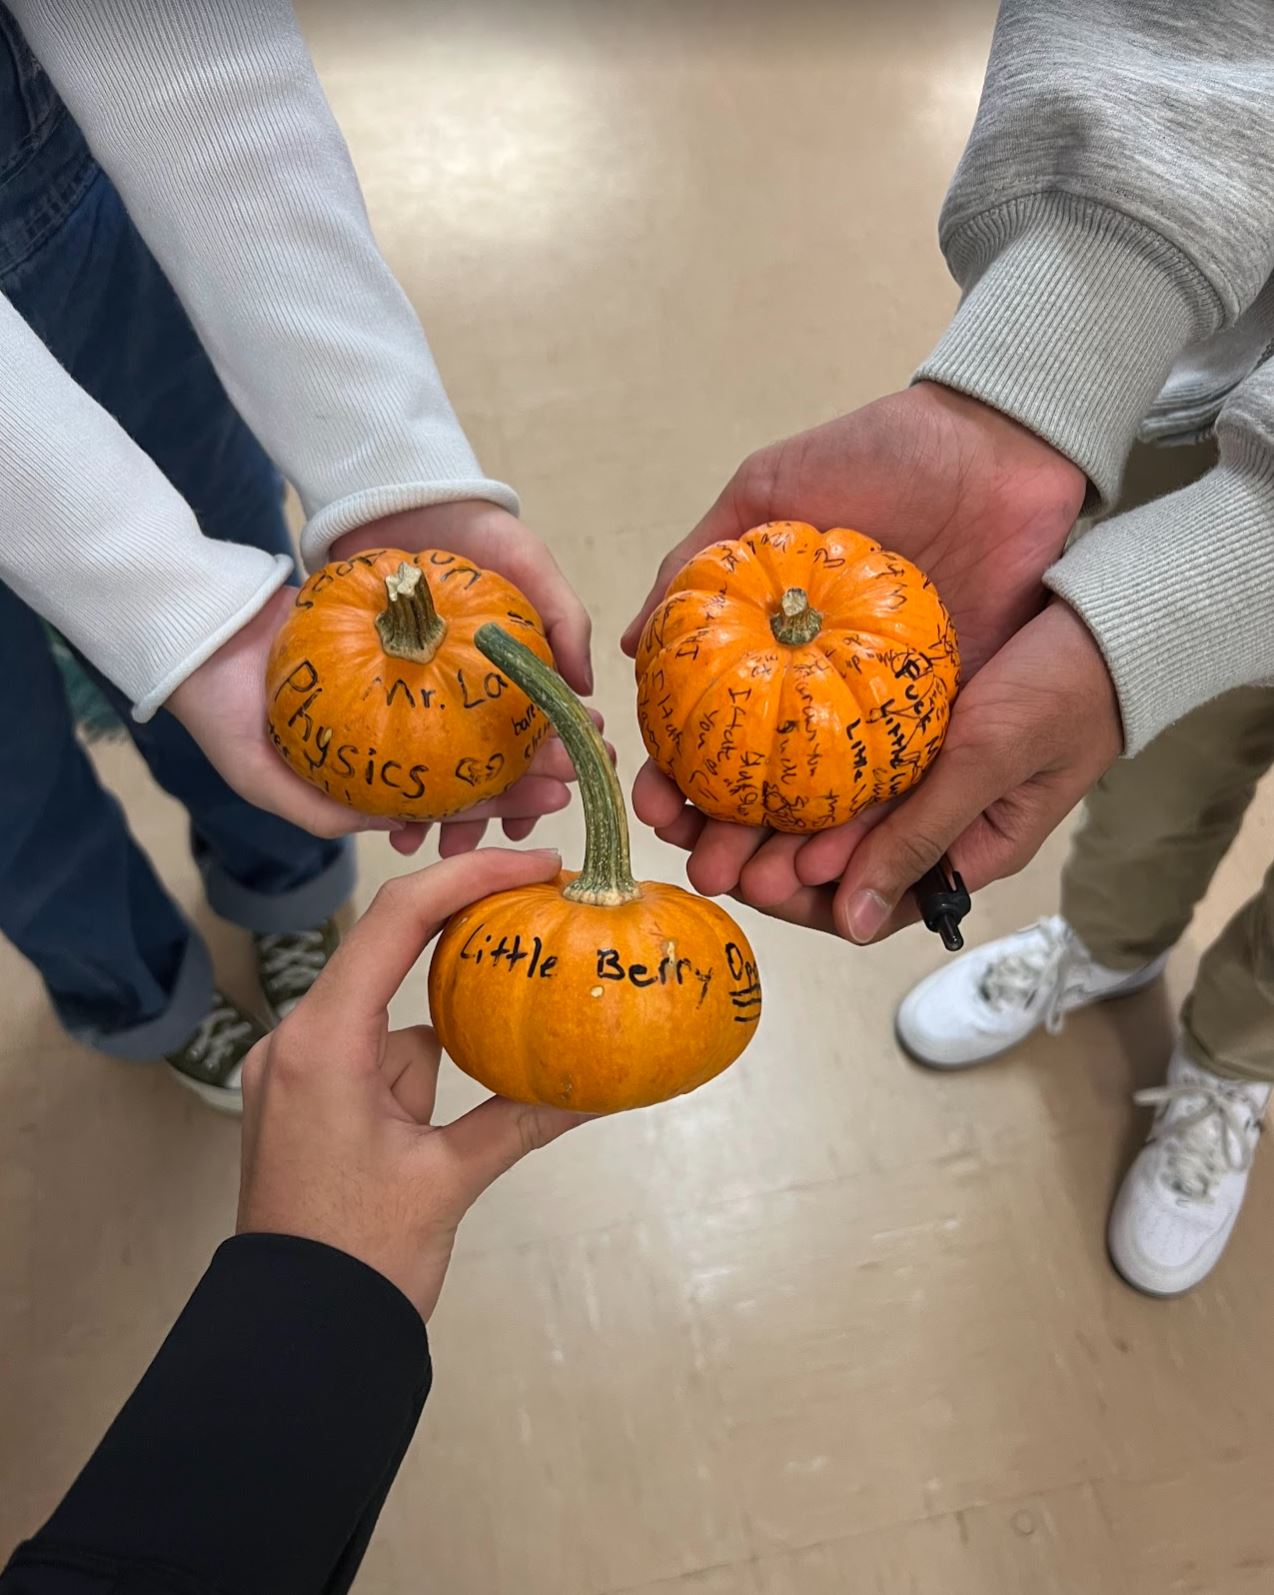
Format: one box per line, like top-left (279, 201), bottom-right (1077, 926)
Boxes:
top-left (237, 848), bottom-right (591, 1321)
top-left (691, 601), bottom-right (1121, 943)
top-left (167, 585), bottom-right (605, 856)
top-left (624, 382), bottom-right (1088, 897)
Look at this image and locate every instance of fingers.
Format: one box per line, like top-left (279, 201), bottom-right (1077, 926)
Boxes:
top-left (438, 819), bottom-right (488, 857)
top-left (621, 542), bottom-right (697, 657)
top-left (382, 1025), bottom-right (443, 1122)
top-left (654, 807), bottom-right (707, 852)
top-left (293, 848), bottom-right (562, 1054)
top-left (435, 1095), bottom-right (591, 1205)
top-left (237, 745), bottom-right (404, 840)
top-left (686, 820), bottom-right (772, 898)
top-left (527, 711), bottom-right (610, 781)
top-left (729, 880), bottom-right (837, 935)
top-left (439, 776), bottom-right (572, 826)
top-left (792, 807), bottom-right (890, 886)
top-left (632, 761), bottom-right (782, 899)
top-left (632, 761), bottom-right (689, 830)
top-left (502, 817), bottom-right (537, 842)
top-left (514, 548), bottom-right (593, 694)
top-left (737, 833), bottom-right (806, 908)
top-left (390, 824), bottom-right (430, 857)
top-left (832, 742), bottom-right (1012, 943)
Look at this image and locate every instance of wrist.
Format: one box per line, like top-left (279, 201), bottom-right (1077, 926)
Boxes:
top-left (328, 498), bottom-right (517, 566)
top-left (1046, 596), bottom-right (1124, 762)
top-left (911, 380), bottom-right (1087, 516)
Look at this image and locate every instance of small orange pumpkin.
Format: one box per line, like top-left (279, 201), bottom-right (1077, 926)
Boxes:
top-left (265, 548), bottom-right (552, 822)
top-left (429, 625), bottom-right (762, 1114)
top-left (635, 521), bottom-right (959, 833)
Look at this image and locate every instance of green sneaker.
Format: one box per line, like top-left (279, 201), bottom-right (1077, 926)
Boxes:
top-left (165, 991), bottom-right (266, 1115)
top-left (254, 918), bottom-right (341, 1025)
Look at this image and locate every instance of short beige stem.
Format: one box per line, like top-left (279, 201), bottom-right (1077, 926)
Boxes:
top-left (376, 562), bottom-right (447, 663)
top-left (770, 587), bottom-right (823, 647)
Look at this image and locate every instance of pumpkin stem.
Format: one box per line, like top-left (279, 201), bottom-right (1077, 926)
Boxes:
top-left (770, 587), bottom-right (823, 647)
top-left (376, 562), bottom-right (447, 664)
top-left (475, 623), bottom-right (640, 906)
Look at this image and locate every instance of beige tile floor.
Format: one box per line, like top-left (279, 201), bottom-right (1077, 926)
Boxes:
top-left (4, 2), bottom-right (1274, 1591)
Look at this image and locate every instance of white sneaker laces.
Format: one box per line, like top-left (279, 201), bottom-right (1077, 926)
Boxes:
top-left (257, 929), bottom-right (328, 997)
top-left (187, 1000), bottom-right (257, 1076)
top-left (1134, 1078), bottom-right (1264, 1201)
top-left (977, 919), bottom-right (1088, 1035)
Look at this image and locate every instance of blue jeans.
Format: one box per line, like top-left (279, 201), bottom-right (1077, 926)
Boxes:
top-left (0, 12), bottom-right (354, 1057)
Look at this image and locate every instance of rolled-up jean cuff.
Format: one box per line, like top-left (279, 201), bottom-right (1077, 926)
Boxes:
top-left (200, 840), bottom-right (356, 935)
top-left (64, 933), bottom-right (215, 1061)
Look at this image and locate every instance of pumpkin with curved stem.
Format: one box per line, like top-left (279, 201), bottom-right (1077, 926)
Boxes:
top-left (428, 625), bottom-right (762, 1114)
top-left (635, 521), bottom-right (959, 833)
top-left (265, 547), bottom-right (553, 822)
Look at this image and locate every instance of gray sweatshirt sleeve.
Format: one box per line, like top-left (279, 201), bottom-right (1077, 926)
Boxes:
top-left (1045, 367), bottom-right (1274, 754)
top-left (915, 0), bottom-right (1274, 753)
top-left (916, 0), bottom-right (1274, 506)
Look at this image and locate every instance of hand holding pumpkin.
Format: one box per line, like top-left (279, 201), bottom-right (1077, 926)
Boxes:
top-left (430, 624), bottom-right (761, 1113)
top-left (688, 600), bottom-right (1122, 943)
top-left (168, 580), bottom-right (594, 855)
top-left (624, 382), bottom-right (1086, 898)
top-left (238, 848), bottom-right (590, 1322)
top-left (323, 497), bottom-right (596, 854)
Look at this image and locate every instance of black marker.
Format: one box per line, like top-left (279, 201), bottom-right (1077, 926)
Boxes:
top-left (914, 856), bottom-right (971, 953)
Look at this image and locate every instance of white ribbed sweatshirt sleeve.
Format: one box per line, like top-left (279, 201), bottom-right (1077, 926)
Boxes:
top-left (9, 0), bottom-right (517, 572)
top-left (0, 294), bottom-right (290, 718)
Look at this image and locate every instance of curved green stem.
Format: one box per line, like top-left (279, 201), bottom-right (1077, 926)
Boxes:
top-left (475, 623), bottom-right (639, 906)
top-left (770, 587), bottom-right (823, 647)
top-left (376, 562), bottom-right (446, 663)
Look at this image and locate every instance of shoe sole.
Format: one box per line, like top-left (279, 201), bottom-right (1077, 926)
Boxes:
top-left (896, 956), bottom-right (1169, 1072)
top-left (166, 1065), bottom-right (244, 1117)
top-left (1104, 1236), bottom-right (1194, 1299)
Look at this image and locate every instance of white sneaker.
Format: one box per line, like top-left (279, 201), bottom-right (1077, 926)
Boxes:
top-left (896, 915), bottom-right (1167, 1069)
top-left (1108, 1044), bottom-right (1269, 1296)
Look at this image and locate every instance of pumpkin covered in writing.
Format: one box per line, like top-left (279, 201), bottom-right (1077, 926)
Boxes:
top-left (635, 521), bottom-right (959, 833)
top-left (429, 624), bottom-right (761, 1113)
top-left (265, 548), bottom-right (552, 822)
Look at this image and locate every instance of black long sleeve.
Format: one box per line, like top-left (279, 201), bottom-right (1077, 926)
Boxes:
top-left (1, 1234), bottom-right (431, 1595)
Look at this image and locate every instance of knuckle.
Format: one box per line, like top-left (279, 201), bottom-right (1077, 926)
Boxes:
top-left (239, 1038), bottom-right (269, 1100)
top-left (735, 447), bottom-right (779, 505)
top-left (371, 875), bottom-right (412, 911)
top-left (267, 1017), bottom-right (315, 1082)
top-left (890, 827), bottom-right (947, 882)
top-left (515, 1108), bottom-right (554, 1158)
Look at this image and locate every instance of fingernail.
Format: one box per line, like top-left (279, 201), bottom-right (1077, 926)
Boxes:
top-left (526, 847), bottom-right (561, 860)
top-left (843, 889), bottom-right (889, 944)
top-left (365, 817), bottom-right (407, 833)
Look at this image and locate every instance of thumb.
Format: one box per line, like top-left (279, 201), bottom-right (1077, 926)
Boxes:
top-left (620, 480), bottom-right (756, 657)
top-left (436, 1095), bottom-right (591, 1206)
top-left (233, 744), bottom-right (402, 840)
top-left (833, 742), bottom-right (1007, 944)
top-left (533, 572), bottom-right (594, 697)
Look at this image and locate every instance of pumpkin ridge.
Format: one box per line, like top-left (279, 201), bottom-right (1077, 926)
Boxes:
top-left (758, 649), bottom-right (858, 830)
top-left (682, 651), bottom-right (785, 820)
top-left (662, 638), bottom-right (782, 791)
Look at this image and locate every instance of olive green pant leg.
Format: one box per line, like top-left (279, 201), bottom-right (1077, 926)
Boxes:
top-left (1060, 689), bottom-right (1274, 978)
top-left (1182, 854), bottom-right (1274, 1084)
top-left (1057, 436), bottom-right (1274, 1081)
